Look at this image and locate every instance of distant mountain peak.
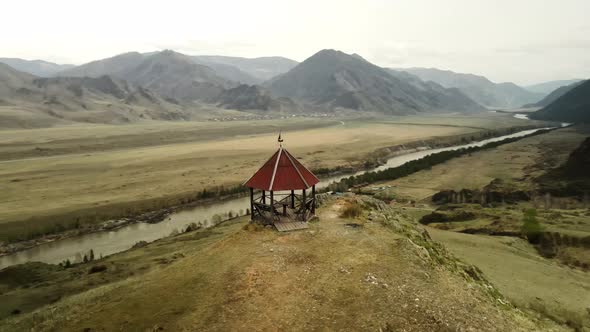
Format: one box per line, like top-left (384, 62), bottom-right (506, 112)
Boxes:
top-left (268, 49), bottom-right (483, 114)
top-left (0, 58), bottom-right (74, 77)
top-left (399, 67), bottom-right (544, 108)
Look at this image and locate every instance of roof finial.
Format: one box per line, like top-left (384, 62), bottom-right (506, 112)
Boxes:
top-left (278, 130), bottom-right (284, 147)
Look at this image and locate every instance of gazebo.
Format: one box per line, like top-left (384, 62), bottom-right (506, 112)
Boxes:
top-left (244, 135), bottom-right (320, 231)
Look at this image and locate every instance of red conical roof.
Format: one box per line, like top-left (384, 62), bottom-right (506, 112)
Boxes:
top-left (245, 147), bottom-right (320, 191)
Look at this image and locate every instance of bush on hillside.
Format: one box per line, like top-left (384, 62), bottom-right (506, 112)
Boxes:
top-left (521, 208), bottom-right (542, 244)
top-left (340, 202), bottom-right (363, 218)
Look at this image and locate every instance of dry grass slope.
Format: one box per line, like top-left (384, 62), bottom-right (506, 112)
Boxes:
top-left (0, 197), bottom-right (563, 331)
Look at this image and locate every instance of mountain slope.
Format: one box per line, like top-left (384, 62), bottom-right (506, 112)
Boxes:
top-left (212, 84), bottom-right (297, 111)
top-left (400, 67), bottom-right (544, 109)
top-left (530, 80), bottom-right (590, 123)
top-left (525, 79), bottom-right (583, 94)
top-left (60, 51), bottom-right (233, 102)
top-left (191, 58), bottom-right (261, 85)
top-left (57, 52), bottom-right (145, 78)
top-left (268, 50), bottom-right (483, 114)
top-left (523, 80), bottom-right (585, 108)
top-left (194, 55), bottom-right (298, 81)
top-left (0, 63), bottom-right (36, 92)
top-left (386, 69), bottom-right (485, 112)
top-left (0, 63), bottom-right (195, 126)
top-left (121, 50), bottom-right (231, 101)
top-left (0, 58), bottom-right (74, 77)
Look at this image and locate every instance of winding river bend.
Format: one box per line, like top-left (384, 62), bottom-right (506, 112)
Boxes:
top-left (0, 127), bottom-right (553, 269)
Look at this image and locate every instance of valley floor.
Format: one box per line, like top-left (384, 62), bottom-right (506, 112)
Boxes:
top-left (0, 113), bottom-right (537, 242)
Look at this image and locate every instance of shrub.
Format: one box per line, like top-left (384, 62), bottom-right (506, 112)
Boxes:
top-left (419, 212), bottom-right (449, 224)
top-left (88, 265), bottom-right (107, 274)
top-left (184, 222), bottom-right (199, 233)
top-left (521, 208), bottom-right (542, 244)
top-left (340, 202), bottom-right (363, 218)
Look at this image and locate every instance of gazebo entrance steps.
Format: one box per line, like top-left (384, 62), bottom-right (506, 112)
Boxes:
top-left (274, 221), bottom-right (309, 232)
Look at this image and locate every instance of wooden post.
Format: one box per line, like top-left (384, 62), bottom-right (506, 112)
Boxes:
top-left (311, 185), bottom-right (316, 214)
top-left (250, 187), bottom-right (254, 221)
top-left (270, 190), bottom-right (275, 222)
top-left (302, 188), bottom-right (306, 221)
top-left (291, 190), bottom-right (295, 208)
top-left (262, 190), bottom-right (266, 204)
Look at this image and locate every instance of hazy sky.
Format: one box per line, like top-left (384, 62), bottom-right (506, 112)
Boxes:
top-left (2, 0), bottom-right (589, 85)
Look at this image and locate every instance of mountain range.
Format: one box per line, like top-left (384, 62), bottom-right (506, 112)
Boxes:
top-left (396, 67), bottom-right (544, 109)
top-left (0, 62), bottom-right (190, 128)
top-left (1, 48), bottom-right (580, 128)
top-left (267, 50), bottom-right (483, 114)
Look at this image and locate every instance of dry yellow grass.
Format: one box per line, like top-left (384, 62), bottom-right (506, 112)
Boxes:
top-left (0, 198), bottom-right (562, 331)
top-left (0, 113), bottom-right (532, 240)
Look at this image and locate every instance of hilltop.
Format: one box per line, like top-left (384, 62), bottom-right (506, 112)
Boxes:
top-left (0, 196), bottom-right (560, 331)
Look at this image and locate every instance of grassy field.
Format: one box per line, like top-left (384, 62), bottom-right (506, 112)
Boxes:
top-left (428, 228), bottom-right (590, 329)
top-left (0, 197), bottom-right (562, 331)
top-left (371, 126), bottom-right (590, 202)
top-left (0, 113), bottom-right (534, 242)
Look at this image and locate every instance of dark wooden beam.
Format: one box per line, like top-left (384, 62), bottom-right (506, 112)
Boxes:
top-left (311, 185), bottom-right (316, 214)
top-left (270, 190), bottom-right (275, 221)
top-left (302, 188), bottom-right (306, 221)
top-left (291, 190), bottom-right (295, 208)
top-left (262, 190), bottom-right (266, 204)
top-left (249, 187), bottom-right (254, 221)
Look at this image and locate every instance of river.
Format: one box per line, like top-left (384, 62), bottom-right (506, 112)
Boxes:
top-left (0, 126), bottom-right (553, 269)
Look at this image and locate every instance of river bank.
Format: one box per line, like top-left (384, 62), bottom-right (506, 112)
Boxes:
top-left (0, 124), bottom-right (550, 268)
top-left (0, 125), bottom-right (538, 253)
